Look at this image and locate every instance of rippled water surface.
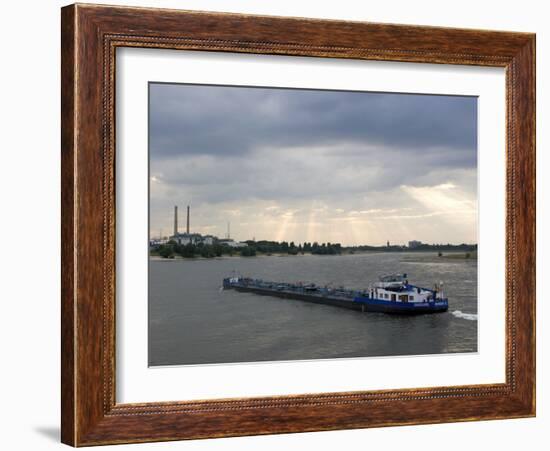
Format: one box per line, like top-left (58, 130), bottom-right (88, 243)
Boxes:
top-left (149, 252), bottom-right (477, 366)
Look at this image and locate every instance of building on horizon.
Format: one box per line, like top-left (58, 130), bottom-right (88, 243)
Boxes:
top-left (169, 204), bottom-right (216, 246)
top-left (149, 237), bottom-right (169, 247)
top-left (170, 232), bottom-right (216, 246)
top-left (217, 238), bottom-right (247, 248)
top-left (408, 240), bottom-right (423, 248)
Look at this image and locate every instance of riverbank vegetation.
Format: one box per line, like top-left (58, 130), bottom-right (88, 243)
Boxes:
top-left (150, 240), bottom-right (477, 260)
top-left (150, 240), bottom-right (344, 259)
top-left (402, 250), bottom-right (478, 263)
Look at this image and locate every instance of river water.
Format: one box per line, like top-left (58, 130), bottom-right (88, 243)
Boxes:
top-left (149, 252), bottom-right (477, 366)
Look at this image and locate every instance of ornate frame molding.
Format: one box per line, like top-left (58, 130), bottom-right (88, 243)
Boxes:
top-left (61, 4), bottom-right (535, 446)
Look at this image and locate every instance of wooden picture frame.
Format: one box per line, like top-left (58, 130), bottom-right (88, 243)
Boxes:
top-left (61, 3), bottom-right (535, 446)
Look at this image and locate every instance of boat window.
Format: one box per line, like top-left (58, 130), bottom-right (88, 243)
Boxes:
top-left (409, 296), bottom-right (414, 301)
top-left (379, 274), bottom-right (405, 283)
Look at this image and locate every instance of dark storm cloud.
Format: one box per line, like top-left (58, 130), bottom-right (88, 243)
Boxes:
top-left (148, 83), bottom-right (478, 245)
top-left (149, 83), bottom-right (477, 168)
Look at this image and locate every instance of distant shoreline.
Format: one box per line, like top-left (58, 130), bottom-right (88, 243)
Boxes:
top-left (150, 250), bottom-right (477, 262)
top-left (150, 252), bottom-right (325, 261)
top-left (401, 250), bottom-right (478, 263)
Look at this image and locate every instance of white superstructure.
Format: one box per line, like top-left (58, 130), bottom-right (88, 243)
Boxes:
top-left (370, 273), bottom-right (444, 303)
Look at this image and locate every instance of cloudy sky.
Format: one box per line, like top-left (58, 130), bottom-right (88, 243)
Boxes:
top-left (149, 83), bottom-right (477, 246)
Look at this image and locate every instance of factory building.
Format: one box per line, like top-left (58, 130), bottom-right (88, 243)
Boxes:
top-left (169, 205), bottom-right (218, 246)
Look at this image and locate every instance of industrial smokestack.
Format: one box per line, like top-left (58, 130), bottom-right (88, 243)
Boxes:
top-left (186, 205), bottom-right (190, 234)
top-left (174, 206), bottom-right (178, 236)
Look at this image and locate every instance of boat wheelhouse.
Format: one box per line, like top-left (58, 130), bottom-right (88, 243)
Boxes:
top-left (351, 273), bottom-right (448, 313)
top-left (369, 273), bottom-right (441, 303)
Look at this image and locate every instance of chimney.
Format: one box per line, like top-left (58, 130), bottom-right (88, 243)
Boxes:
top-left (186, 205), bottom-right (190, 234)
top-left (174, 206), bottom-right (178, 236)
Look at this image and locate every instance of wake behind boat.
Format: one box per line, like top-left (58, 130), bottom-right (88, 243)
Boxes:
top-left (222, 273), bottom-right (448, 314)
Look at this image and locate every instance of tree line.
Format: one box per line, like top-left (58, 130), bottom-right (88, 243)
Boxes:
top-left (151, 240), bottom-right (343, 259)
top-left (151, 239), bottom-right (476, 259)
top-left (154, 242), bottom-right (232, 259)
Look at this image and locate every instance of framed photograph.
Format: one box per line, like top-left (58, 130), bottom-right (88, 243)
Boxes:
top-left (61, 3), bottom-right (535, 446)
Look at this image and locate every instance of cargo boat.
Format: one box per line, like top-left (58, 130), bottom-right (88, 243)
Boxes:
top-left (223, 273), bottom-right (448, 314)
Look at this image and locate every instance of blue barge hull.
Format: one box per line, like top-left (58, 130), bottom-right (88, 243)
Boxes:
top-left (223, 278), bottom-right (448, 315)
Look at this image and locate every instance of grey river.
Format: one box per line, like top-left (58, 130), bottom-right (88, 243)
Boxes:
top-left (149, 252), bottom-right (477, 366)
